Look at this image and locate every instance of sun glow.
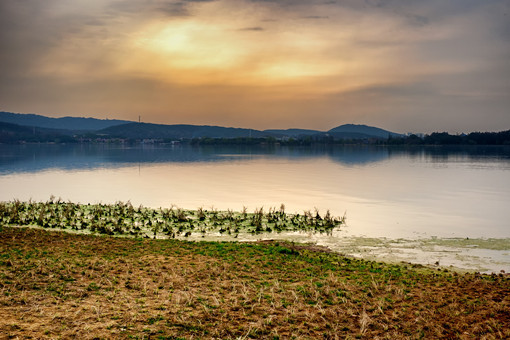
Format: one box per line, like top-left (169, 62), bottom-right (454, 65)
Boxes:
top-left (126, 16), bottom-right (345, 87)
top-left (139, 21), bottom-right (248, 70)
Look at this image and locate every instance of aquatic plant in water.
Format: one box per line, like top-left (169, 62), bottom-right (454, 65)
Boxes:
top-left (0, 199), bottom-right (345, 239)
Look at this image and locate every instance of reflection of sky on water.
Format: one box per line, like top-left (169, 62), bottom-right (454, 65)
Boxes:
top-left (0, 144), bottom-right (393, 174)
top-left (1, 144), bottom-right (509, 175)
top-left (0, 144), bottom-right (245, 174)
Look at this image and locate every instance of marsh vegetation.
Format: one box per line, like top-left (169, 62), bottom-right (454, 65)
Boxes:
top-left (0, 198), bottom-right (345, 239)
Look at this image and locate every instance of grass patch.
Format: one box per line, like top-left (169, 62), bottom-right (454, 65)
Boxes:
top-left (0, 226), bottom-right (509, 338)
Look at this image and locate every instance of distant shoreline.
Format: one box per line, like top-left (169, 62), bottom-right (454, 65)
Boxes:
top-left (2, 112), bottom-right (509, 145)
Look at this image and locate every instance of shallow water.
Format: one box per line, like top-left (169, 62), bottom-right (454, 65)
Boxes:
top-left (1, 144), bottom-right (509, 272)
top-left (165, 231), bottom-right (510, 274)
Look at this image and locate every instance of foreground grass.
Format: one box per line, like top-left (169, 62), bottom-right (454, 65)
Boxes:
top-left (1, 227), bottom-right (509, 339)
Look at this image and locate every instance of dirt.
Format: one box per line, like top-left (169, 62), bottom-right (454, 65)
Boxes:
top-left (1, 226), bottom-right (509, 339)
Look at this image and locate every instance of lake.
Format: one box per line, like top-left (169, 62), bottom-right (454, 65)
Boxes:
top-left (1, 143), bottom-right (509, 272)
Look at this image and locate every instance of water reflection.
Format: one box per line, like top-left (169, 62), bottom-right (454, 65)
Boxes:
top-left (1, 144), bottom-right (509, 175)
top-left (389, 146), bottom-right (510, 166)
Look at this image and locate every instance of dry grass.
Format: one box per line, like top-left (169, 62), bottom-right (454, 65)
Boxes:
top-left (1, 226), bottom-right (509, 339)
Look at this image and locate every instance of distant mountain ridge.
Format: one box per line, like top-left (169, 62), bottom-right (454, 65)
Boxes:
top-left (98, 123), bottom-right (402, 140)
top-left (0, 111), bottom-right (131, 131)
top-left (328, 124), bottom-right (403, 139)
top-left (263, 129), bottom-right (321, 138)
top-left (0, 111), bottom-right (402, 140)
top-left (0, 121), bottom-right (75, 143)
top-left (98, 122), bottom-right (269, 139)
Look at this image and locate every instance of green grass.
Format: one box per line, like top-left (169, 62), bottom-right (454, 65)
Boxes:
top-left (1, 226), bottom-right (509, 339)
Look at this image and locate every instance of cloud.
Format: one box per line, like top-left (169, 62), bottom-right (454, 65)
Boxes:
top-left (301, 15), bottom-right (329, 19)
top-left (107, 0), bottom-right (216, 18)
top-left (404, 14), bottom-right (429, 27)
top-left (337, 82), bottom-right (439, 99)
top-left (156, 2), bottom-right (191, 17)
top-left (238, 26), bottom-right (264, 31)
top-left (0, 0), bottom-right (509, 132)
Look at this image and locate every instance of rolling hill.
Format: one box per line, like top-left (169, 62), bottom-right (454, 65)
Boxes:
top-left (0, 121), bottom-right (75, 143)
top-left (263, 129), bottom-right (321, 138)
top-left (0, 111), bottom-right (404, 141)
top-left (0, 111), bottom-right (131, 131)
top-left (97, 122), bottom-right (271, 139)
top-left (328, 124), bottom-right (403, 139)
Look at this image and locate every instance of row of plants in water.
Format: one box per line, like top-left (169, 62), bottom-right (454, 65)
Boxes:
top-left (0, 197), bottom-right (345, 238)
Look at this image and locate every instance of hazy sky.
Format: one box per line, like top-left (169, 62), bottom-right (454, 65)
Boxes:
top-left (1, 0), bottom-right (509, 133)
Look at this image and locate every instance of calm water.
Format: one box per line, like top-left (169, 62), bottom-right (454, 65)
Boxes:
top-left (1, 144), bottom-right (509, 271)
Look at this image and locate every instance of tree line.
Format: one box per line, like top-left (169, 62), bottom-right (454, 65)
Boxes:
top-left (190, 130), bottom-right (510, 146)
top-left (385, 130), bottom-right (510, 146)
top-left (2, 119), bottom-right (509, 145)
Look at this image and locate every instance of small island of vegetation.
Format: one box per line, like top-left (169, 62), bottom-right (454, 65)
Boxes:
top-left (0, 199), bottom-right (344, 238)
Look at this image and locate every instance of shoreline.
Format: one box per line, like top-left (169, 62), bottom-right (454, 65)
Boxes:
top-left (6, 223), bottom-right (510, 275)
top-left (2, 199), bottom-right (509, 274)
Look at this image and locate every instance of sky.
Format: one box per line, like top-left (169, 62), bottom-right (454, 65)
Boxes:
top-left (1, 0), bottom-right (509, 133)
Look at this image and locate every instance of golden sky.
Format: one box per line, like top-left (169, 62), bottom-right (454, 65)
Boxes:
top-left (1, 0), bottom-right (509, 132)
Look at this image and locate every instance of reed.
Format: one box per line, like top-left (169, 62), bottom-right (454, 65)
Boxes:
top-left (0, 199), bottom-right (345, 238)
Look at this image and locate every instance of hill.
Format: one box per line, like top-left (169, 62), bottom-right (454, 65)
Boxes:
top-left (0, 121), bottom-right (75, 143)
top-left (0, 111), bottom-right (408, 142)
top-left (0, 111), bottom-right (131, 131)
top-left (328, 124), bottom-right (403, 139)
top-left (263, 128), bottom-right (321, 138)
top-left (97, 122), bottom-right (270, 139)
